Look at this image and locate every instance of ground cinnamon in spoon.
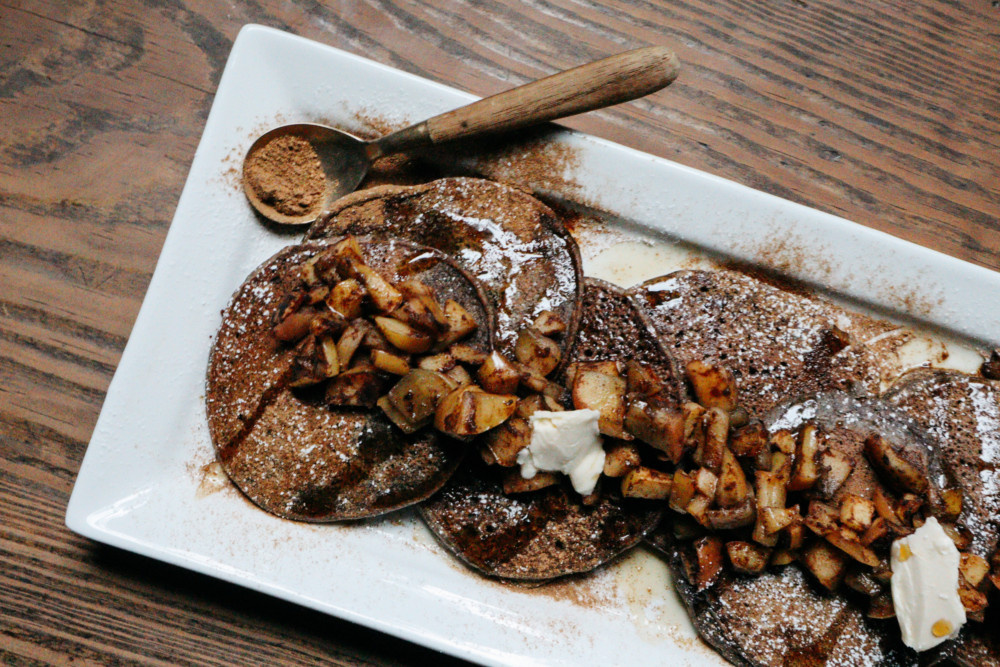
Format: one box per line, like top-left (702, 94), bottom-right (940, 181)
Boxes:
top-left (244, 134), bottom-right (325, 218)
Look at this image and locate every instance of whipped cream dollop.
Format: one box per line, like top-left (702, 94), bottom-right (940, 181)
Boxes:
top-left (890, 517), bottom-right (966, 651)
top-left (516, 409), bottom-right (605, 496)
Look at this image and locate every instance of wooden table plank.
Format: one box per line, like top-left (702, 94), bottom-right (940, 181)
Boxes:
top-left (2, 0), bottom-right (998, 665)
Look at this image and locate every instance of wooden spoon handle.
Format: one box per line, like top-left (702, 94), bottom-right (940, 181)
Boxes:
top-left (371, 46), bottom-right (679, 157)
top-left (425, 46), bottom-right (679, 144)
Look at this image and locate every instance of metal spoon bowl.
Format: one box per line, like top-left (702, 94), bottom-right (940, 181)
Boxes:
top-left (242, 46), bottom-right (680, 226)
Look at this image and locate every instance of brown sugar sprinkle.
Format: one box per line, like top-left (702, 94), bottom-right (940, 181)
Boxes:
top-left (244, 134), bottom-right (326, 217)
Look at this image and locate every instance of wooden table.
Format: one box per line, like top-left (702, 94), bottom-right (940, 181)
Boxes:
top-left (2, 1), bottom-right (998, 665)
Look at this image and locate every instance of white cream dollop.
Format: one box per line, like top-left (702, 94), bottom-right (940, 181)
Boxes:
top-left (516, 409), bottom-right (605, 496)
top-left (890, 516), bottom-right (966, 651)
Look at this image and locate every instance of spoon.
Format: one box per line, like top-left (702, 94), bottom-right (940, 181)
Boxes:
top-left (243, 46), bottom-right (680, 226)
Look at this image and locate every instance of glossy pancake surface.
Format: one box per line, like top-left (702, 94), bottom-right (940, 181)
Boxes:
top-left (307, 177), bottom-right (583, 365)
top-left (206, 237), bottom-right (492, 521)
top-left (420, 279), bottom-right (675, 580)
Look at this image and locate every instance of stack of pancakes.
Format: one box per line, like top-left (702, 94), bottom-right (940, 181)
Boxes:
top-left (207, 176), bottom-right (999, 666)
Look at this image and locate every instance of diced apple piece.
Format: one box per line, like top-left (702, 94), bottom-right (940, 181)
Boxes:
top-left (726, 541), bottom-right (770, 575)
top-left (844, 567), bottom-right (884, 597)
top-left (502, 469), bottom-right (559, 494)
top-left (817, 449), bottom-right (853, 498)
top-left (788, 424), bottom-right (821, 491)
top-left (371, 349), bottom-right (409, 375)
top-left (873, 486), bottom-right (904, 526)
top-left (802, 540), bottom-right (849, 591)
top-left (693, 468), bottom-right (719, 498)
top-left (396, 279), bottom-right (449, 328)
top-left (325, 366), bottom-right (383, 407)
top-left (624, 360), bottom-right (665, 398)
top-left (287, 336), bottom-right (327, 387)
top-left (445, 364), bottom-right (474, 387)
top-left (729, 421), bottom-right (768, 458)
top-left (958, 584), bottom-right (988, 613)
top-left (753, 470), bottom-right (787, 546)
top-left (825, 528), bottom-right (880, 567)
top-left (960, 553), bottom-right (990, 588)
top-left (514, 328), bottom-right (562, 377)
top-left (860, 517), bottom-right (890, 546)
top-left (482, 416), bottom-right (531, 466)
top-left (395, 277), bottom-right (434, 300)
top-left (434, 385), bottom-right (518, 437)
top-left (439, 299), bottom-right (479, 345)
top-left (700, 407), bottom-right (729, 473)
top-left (327, 278), bottom-right (366, 319)
top-left (770, 429), bottom-right (797, 455)
top-left (374, 316), bottom-right (433, 354)
top-left (515, 394), bottom-right (546, 419)
top-left (329, 236), bottom-right (366, 275)
top-left (703, 496), bottom-right (756, 530)
top-left (941, 522), bottom-right (973, 551)
top-left (686, 360), bottom-right (737, 411)
top-left (385, 369), bottom-right (457, 427)
top-left (353, 265), bottom-right (403, 314)
top-left (761, 506), bottom-right (799, 535)
top-left (691, 536), bottom-right (725, 591)
top-left (755, 469), bottom-right (787, 509)
top-left (518, 364), bottom-right (565, 399)
top-left (804, 501), bottom-right (841, 537)
top-left (319, 337), bottom-right (341, 378)
top-left (361, 324), bottom-right (392, 351)
top-left (377, 395), bottom-right (420, 433)
top-left (941, 488), bottom-right (964, 521)
top-left (392, 297), bottom-right (443, 334)
top-left (603, 442), bottom-right (642, 478)
top-left (418, 352), bottom-right (457, 373)
top-left (309, 310), bottom-right (347, 339)
top-left (771, 549), bottom-right (797, 567)
top-left (450, 343), bottom-right (487, 365)
top-left (682, 402), bottom-right (706, 448)
top-left (867, 593), bottom-right (896, 619)
top-left (771, 449), bottom-right (793, 481)
top-left (337, 319), bottom-right (371, 367)
top-left (572, 365), bottom-right (629, 439)
top-left (477, 351), bottom-right (521, 394)
top-left (786, 523), bottom-right (806, 550)
top-left (623, 401), bottom-right (684, 463)
top-left (839, 494), bottom-right (875, 532)
top-left (669, 470), bottom-right (696, 514)
top-left (271, 291), bottom-right (312, 342)
top-left (621, 467), bottom-right (674, 500)
top-left (716, 449), bottom-right (749, 508)
top-left (864, 434), bottom-right (929, 495)
top-left (532, 310), bottom-right (567, 336)
top-left (896, 493), bottom-right (924, 523)
top-left (300, 251), bottom-right (335, 286)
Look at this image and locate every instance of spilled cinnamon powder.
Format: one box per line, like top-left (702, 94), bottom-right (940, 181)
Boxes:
top-left (244, 134), bottom-right (326, 217)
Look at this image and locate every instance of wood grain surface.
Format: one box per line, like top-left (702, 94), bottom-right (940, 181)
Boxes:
top-left (1, 0), bottom-right (998, 665)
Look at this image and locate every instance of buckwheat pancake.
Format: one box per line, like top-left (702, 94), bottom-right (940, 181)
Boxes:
top-left (206, 237), bottom-right (493, 521)
top-left (419, 279), bottom-right (676, 580)
top-left (306, 177), bottom-right (583, 367)
top-left (885, 368), bottom-right (1000, 560)
top-left (649, 392), bottom-right (944, 667)
top-left (884, 369), bottom-right (1000, 667)
top-left (630, 270), bottom-right (891, 420)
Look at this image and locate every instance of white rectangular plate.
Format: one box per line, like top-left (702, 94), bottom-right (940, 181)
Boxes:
top-left (66, 25), bottom-right (1000, 667)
